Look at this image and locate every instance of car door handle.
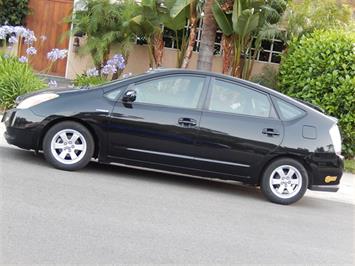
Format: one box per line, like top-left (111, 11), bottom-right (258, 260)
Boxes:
top-left (178, 118), bottom-right (197, 127)
top-left (262, 128), bottom-right (280, 136)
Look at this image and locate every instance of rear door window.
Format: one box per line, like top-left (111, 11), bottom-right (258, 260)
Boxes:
top-left (207, 79), bottom-right (272, 118)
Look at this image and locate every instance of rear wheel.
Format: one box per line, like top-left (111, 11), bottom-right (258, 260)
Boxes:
top-left (260, 158), bottom-right (308, 205)
top-left (43, 121), bottom-right (94, 171)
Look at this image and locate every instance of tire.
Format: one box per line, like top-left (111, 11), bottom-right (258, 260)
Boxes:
top-left (260, 158), bottom-right (308, 205)
top-left (43, 121), bottom-right (94, 171)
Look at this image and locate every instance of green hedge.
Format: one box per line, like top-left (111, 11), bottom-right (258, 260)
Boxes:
top-left (0, 0), bottom-right (29, 26)
top-left (279, 30), bottom-right (355, 158)
top-left (0, 55), bottom-right (46, 109)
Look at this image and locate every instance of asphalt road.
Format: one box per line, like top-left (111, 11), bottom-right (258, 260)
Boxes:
top-left (1, 134), bottom-right (354, 264)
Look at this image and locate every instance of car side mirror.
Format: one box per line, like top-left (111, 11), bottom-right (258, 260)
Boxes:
top-left (122, 90), bottom-right (136, 103)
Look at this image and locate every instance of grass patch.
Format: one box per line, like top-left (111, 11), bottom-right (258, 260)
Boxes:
top-left (344, 160), bottom-right (355, 174)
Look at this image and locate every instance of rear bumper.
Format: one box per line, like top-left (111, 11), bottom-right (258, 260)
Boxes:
top-left (307, 154), bottom-right (343, 191)
top-left (309, 184), bottom-right (339, 192)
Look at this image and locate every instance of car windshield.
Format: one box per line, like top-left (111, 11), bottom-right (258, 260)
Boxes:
top-left (82, 72), bottom-right (149, 89)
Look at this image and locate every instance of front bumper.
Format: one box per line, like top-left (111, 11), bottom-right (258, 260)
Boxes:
top-left (2, 108), bottom-right (45, 150)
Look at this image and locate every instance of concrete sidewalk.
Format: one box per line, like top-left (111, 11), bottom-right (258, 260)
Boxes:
top-left (1, 115), bottom-right (354, 205)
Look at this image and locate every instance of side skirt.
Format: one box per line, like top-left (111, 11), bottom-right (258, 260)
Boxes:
top-left (102, 155), bottom-right (255, 184)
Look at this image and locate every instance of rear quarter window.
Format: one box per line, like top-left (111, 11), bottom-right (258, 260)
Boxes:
top-left (273, 97), bottom-right (305, 121)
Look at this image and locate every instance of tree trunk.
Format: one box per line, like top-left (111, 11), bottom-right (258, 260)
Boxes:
top-left (152, 31), bottom-right (164, 67)
top-left (222, 34), bottom-right (233, 74)
top-left (246, 47), bottom-right (258, 80)
top-left (196, 0), bottom-right (217, 71)
top-left (146, 37), bottom-right (154, 69)
top-left (182, 3), bottom-right (198, 68)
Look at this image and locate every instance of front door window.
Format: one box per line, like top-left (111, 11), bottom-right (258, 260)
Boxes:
top-left (133, 75), bottom-right (205, 109)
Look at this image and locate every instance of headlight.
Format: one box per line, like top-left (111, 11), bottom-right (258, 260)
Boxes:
top-left (329, 124), bottom-right (342, 155)
top-left (17, 93), bottom-right (59, 109)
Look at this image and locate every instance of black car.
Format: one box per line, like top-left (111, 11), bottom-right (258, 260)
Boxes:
top-left (2, 69), bottom-right (343, 204)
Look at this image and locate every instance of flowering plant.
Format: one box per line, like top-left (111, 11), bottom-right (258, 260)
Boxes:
top-left (74, 53), bottom-right (126, 86)
top-left (0, 25), bottom-right (68, 87)
top-left (0, 55), bottom-right (46, 109)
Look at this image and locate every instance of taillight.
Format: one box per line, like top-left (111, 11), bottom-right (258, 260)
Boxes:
top-left (329, 124), bottom-right (342, 155)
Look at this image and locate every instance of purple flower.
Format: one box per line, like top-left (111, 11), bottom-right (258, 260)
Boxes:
top-left (101, 64), bottom-right (117, 75)
top-left (48, 80), bottom-right (58, 87)
top-left (86, 67), bottom-right (99, 77)
top-left (0, 28), bottom-right (6, 40)
top-left (22, 30), bottom-right (37, 45)
top-left (0, 26), bottom-right (38, 45)
top-left (13, 26), bottom-right (27, 37)
top-left (26, 46), bottom-right (37, 55)
top-left (3, 54), bottom-right (10, 59)
top-left (18, 56), bottom-right (28, 63)
top-left (8, 35), bottom-right (18, 44)
top-left (106, 54), bottom-right (125, 70)
top-left (47, 48), bottom-right (68, 62)
top-left (0, 25), bottom-right (13, 35)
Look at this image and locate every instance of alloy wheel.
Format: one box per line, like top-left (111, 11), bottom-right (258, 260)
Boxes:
top-left (269, 165), bottom-right (303, 199)
top-left (50, 129), bottom-right (87, 165)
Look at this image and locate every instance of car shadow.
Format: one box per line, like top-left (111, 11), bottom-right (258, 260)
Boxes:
top-left (85, 159), bottom-right (265, 200)
top-left (1, 146), bottom-right (265, 202)
top-left (2, 146), bottom-right (352, 209)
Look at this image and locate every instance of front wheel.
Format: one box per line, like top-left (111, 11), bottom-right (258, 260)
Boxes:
top-left (260, 158), bottom-right (308, 205)
top-left (43, 121), bottom-right (94, 171)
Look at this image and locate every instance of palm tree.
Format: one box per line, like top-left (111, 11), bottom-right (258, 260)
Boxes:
top-left (173, 0), bottom-right (207, 68)
top-left (129, 0), bottom-right (167, 68)
top-left (130, 0), bottom-right (194, 68)
top-left (212, 0), bottom-right (287, 78)
top-left (197, 0), bottom-right (218, 71)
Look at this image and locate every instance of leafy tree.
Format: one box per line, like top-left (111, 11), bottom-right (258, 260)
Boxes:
top-left (70, 0), bottom-right (137, 70)
top-left (280, 0), bottom-right (353, 42)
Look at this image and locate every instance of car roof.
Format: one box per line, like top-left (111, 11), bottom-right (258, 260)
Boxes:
top-left (99, 68), bottom-right (330, 119)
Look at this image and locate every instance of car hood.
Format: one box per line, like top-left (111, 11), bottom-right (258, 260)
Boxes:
top-left (15, 86), bottom-right (84, 104)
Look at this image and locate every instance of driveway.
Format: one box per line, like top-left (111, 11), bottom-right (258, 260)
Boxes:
top-left (0, 117), bottom-right (354, 264)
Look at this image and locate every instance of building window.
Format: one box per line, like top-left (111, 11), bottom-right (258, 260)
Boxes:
top-left (251, 38), bottom-right (285, 64)
top-left (138, 19), bottom-right (284, 64)
top-left (162, 19), bottom-right (223, 55)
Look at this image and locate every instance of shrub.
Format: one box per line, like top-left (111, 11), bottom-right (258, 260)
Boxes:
top-left (251, 65), bottom-right (279, 89)
top-left (0, 55), bottom-right (46, 109)
top-left (73, 74), bottom-right (106, 86)
top-left (278, 30), bottom-right (355, 158)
